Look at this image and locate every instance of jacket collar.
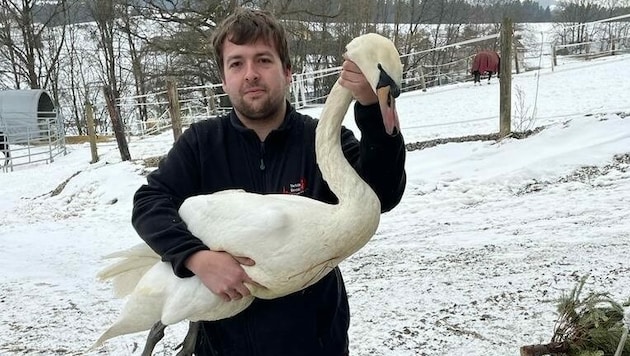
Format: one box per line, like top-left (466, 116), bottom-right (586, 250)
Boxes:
top-left (228, 101), bottom-right (297, 138)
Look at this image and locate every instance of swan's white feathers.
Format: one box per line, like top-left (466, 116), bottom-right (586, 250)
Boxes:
top-left (101, 242), bottom-right (156, 259)
top-left (93, 32), bottom-right (402, 348)
top-left (97, 243), bottom-right (160, 298)
top-left (178, 190), bottom-right (315, 253)
top-left (163, 272), bottom-right (252, 323)
top-left (345, 33), bottom-right (402, 93)
top-left (179, 190), bottom-right (347, 297)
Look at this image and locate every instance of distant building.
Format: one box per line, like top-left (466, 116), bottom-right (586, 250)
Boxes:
top-left (0, 89), bottom-right (58, 143)
top-left (0, 89), bottom-right (66, 171)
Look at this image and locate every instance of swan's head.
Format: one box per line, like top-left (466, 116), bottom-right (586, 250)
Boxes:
top-left (345, 33), bottom-right (403, 136)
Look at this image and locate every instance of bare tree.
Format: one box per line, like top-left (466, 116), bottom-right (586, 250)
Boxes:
top-left (86, 0), bottom-right (131, 159)
top-left (60, 22), bottom-right (103, 135)
top-left (397, 0), bottom-right (433, 61)
top-left (0, 0), bottom-right (69, 90)
top-left (117, 4), bottom-right (149, 123)
top-left (555, 0), bottom-right (602, 45)
top-left (601, 0), bottom-right (630, 54)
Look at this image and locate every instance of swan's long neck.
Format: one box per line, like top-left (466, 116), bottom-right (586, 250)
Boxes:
top-left (315, 80), bottom-right (380, 211)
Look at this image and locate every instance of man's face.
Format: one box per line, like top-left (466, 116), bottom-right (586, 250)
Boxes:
top-left (221, 39), bottom-right (292, 122)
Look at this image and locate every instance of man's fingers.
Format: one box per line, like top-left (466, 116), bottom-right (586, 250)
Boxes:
top-left (230, 290), bottom-right (243, 300)
top-left (234, 256), bottom-right (255, 266)
top-left (235, 284), bottom-right (251, 297)
top-left (245, 280), bottom-right (265, 290)
top-left (224, 288), bottom-right (242, 301)
top-left (342, 59), bottom-right (360, 72)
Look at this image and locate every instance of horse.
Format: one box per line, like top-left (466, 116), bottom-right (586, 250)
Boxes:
top-left (0, 131), bottom-right (10, 167)
top-left (471, 50), bottom-right (500, 84)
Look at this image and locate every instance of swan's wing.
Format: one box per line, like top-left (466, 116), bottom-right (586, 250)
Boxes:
top-left (179, 191), bottom-right (341, 296)
top-left (179, 190), bottom-right (331, 256)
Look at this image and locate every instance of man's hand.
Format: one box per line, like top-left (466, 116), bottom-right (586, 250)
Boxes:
top-left (185, 250), bottom-right (256, 302)
top-left (339, 58), bottom-right (378, 106)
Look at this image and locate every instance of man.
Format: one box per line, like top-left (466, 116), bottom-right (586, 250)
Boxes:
top-left (132, 7), bottom-right (406, 356)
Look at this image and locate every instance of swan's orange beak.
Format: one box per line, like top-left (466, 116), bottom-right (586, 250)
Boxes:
top-left (377, 86), bottom-right (400, 136)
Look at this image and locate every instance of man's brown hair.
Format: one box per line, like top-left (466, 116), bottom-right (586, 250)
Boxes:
top-left (212, 8), bottom-right (292, 78)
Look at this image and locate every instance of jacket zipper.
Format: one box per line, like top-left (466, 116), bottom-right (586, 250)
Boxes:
top-left (259, 142), bottom-right (271, 192)
top-left (259, 142), bottom-right (266, 171)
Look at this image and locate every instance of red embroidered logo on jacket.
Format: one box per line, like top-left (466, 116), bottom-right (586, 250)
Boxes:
top-left (282, 178), bottom-right (307, 195)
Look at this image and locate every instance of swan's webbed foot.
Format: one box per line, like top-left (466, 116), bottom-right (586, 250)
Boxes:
top-left (139, 320), bottom-right (199, 356)
top-left (175, 321), bottom-right (200, 356)
top-left (141, 321), bottom-right (167, 356)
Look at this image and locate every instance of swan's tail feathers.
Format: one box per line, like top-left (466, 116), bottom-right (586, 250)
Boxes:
top-left (97, 243), bottom-right (160, 298)
top-left (90, 312), bottom-right (160, 351)
top-left (102, 242), bottom-right (158, 259)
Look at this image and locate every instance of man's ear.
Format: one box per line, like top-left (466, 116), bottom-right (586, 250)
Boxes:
top-left (285, 68), bottom-right (292, 83)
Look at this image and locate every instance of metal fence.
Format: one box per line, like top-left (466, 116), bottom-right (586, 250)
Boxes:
top-left (0, 110), bottom-right (67, 173)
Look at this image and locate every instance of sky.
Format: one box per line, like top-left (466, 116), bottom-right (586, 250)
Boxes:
top-left (1, 32), bottom-right (630, 355)
top-left (535, 0), bottom-right (556, 9)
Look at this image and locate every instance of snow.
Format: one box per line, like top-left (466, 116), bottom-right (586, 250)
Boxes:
top-left (1, 51), bottom-right (629, 355)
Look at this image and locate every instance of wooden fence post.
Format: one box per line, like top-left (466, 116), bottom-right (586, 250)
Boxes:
top-left (166, 79), bottom-right (182, 141)
top-left (103, 85), bottom-right (131, 161)
top-left (499, 17), bottom-right (513, 139)
top-left (418, 65), bottom-right (427, 92)
top-left (551, 43), bottom-right (557, 71)
top-left (513, 38), bottom-right (520, 75)
top-left (206, 86), bottom-right (217, 116)
top-left (85, 101), bottom-right (99, 164)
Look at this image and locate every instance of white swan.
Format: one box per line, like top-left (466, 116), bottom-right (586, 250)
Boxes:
top-left (93, 32), bottom-right (403, 349)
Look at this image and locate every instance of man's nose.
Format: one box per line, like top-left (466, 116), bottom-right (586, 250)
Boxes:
top-left (244, 62), bottom-right (259, 81)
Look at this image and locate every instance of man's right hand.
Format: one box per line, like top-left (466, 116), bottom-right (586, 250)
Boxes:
top-left (185, 250), bottom-right (256, 302)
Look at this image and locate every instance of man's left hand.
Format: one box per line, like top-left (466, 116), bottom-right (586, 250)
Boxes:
top-left (339, 58), bottom-right (378, 106)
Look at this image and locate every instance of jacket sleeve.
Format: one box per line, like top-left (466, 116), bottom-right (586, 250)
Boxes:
top-left (341, 102), bottom-right (406, 212)
top-left (131, 125), bottom-right (210, 278)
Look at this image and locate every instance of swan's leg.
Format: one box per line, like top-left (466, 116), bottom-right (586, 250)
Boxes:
top-left (141, 321), bottom-right (167, 356)
top-left (174, 321), bottom-right (200, 356)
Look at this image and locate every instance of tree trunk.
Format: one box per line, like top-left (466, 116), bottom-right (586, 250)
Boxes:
top-left (166, 79), bottom-right (182, 142)
top-left (103, 85), bottom-right (131, 161)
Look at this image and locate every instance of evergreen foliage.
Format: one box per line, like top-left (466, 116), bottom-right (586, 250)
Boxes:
top-left (552, 276), bottom-right (630, 356)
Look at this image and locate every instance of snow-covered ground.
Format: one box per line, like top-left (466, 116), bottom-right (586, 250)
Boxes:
top-left (1, 49), bottom-right (629, 355)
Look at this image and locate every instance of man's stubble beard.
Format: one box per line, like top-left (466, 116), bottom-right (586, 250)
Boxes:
top-left (233, 91), bottom-right (285, 122)
top-left (237, 99), bottom-right (276, 121)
